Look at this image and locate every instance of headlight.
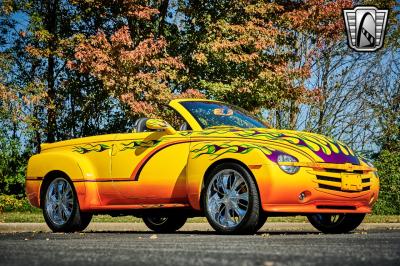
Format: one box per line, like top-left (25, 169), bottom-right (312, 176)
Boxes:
top-left (358, 155), bottom-right (374, 168)
top-left (277, 154), bottom-right (299, 174)
top-left (365, 160), bottom-right (374, 168)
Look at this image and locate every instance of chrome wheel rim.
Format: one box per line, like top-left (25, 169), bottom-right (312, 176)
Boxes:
top-left (45, 178), bottom-right (74, 226)
top-left (206, 169), bottom-right (249, 228)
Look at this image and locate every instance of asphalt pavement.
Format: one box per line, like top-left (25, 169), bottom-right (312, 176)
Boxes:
top-left (1, 224), bottom-right (399, 266)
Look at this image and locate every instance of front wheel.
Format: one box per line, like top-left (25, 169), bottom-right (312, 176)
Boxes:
top-left (142, 215), bottom-right (187, 233)
top-left (256, 212), bottom-right (268, 232)
top-left (42, 177), bottom-right (92, 232)
top-left (203, 163), bottom-right (261, 234)
top-left (307, 213), bottom-right (365, 234)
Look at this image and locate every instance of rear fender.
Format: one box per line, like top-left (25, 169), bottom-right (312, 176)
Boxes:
top-left (26, 152), bottom-right (100, 211)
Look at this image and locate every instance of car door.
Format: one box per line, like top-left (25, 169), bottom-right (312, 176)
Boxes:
top-left (110, 131), bottom-right (191, 205)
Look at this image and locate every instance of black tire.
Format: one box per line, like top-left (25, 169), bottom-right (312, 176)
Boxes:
top-left (203, 162), bottom-right (261, 234)
top-left (73, 212), bottom-right (93, 231)
top-left (42, 176), bottom-right (92, 232)
top-left (143, 215), bottom-right (187, 233)
top-left (256, 212), bottom-right (268, 232)
top-left (307, 213), bottom-right (365, 234)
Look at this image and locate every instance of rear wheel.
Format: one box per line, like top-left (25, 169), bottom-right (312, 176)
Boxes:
top-left (307, 213), bottom-right (365, 234)
top-left (143, 215), bottom-right (187, 233)
top-left (203, 162), bottom-right (260, 234)
top-left (42, 177), bottom-right (92, 232)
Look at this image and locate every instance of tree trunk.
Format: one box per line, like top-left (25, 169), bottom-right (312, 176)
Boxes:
top-left (275, 110), bottom-right (282, 128)
top-left (32, 106), bottom-right (42, 154)
top-left (317, 52), bottom-right (330, 134)
top-left (45, 0), bottom-right (58, 143)
top-left (289, 100), bottom-right (298, 129)
top-left (158, 0), bottom-right (169, 36)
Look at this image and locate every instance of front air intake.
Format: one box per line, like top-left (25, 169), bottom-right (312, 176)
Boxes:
top-left (316, 205), bottom-right (357, 210)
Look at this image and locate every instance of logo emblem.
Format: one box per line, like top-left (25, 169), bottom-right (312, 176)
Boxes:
top-left (343, 6), bottom-right (388, 52)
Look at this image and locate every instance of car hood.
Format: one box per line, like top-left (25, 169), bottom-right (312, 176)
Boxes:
top-left (198, 127), bottom-right (360, 165)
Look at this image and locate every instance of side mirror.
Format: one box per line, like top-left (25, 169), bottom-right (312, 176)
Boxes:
top-left (146, 119), bottom-right (177, 135)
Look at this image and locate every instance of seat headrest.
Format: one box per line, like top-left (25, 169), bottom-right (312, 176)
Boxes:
top-left (133, 118), bottom-right (149, 132)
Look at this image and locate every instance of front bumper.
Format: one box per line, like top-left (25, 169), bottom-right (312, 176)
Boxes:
top-left (259, 163), bottom-right (379, 214)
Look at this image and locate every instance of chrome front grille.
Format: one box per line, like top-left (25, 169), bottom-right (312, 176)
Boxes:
top-left (312, 170), bottom-right (371, 193)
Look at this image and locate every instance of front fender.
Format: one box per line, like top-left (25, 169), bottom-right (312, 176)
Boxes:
top-left (186, 141), bottom-right (274, 210)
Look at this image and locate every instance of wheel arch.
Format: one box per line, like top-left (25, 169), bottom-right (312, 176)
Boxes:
top-left (202, 158), bottom-right (261, 209)
top-left (203, 158), bottom-right (258, 187)
top-left (188, 157), bottom-right (265, 211)
top-left (39, 170), bottom-right (76, 208)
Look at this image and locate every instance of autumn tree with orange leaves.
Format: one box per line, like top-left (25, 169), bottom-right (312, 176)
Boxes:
top-left (69, 0), bottom-right (198, 118)
top-left (71, 26), bottom-right (184, 117)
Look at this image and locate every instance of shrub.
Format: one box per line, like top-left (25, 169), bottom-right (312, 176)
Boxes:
top-left (373, 150), bottom-right (400, 215)
top-left (0, 194), bottom-right (38, 212)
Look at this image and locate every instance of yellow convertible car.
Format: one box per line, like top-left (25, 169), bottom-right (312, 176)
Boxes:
top-left (26, 99), bottom-right (379, 234)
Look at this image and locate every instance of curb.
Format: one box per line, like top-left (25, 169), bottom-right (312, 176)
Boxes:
top-left (1, 222), bottom-right (400, 233)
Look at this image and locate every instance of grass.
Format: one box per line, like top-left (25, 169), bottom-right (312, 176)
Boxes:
top-left (1, 211), bottom-right (400, 223)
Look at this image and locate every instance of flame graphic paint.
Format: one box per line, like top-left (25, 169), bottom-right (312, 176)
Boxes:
top-left (190, 143), bottom-right (274, 160)
top-left (193, 128), bottom-right (359, 164)
top-left (120, 140), bottom-right (161, 151)
top-left (73, 144), bottom-right (111, 154)
top-left (73, 140), bottom-right (161, 154)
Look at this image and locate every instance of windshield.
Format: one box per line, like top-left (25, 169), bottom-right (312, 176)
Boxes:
top-left (180, 101), bottom-right (267, 129)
